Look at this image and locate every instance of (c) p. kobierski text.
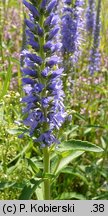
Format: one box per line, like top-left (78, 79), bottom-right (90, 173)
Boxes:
top-left (20, 203), bottom-right (75, 213)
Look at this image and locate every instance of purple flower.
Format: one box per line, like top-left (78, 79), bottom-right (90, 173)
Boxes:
top-left (36, 130), bottom-right (58, 147)
top-left (24, 58), bottom-right (35, 68)
top-left (89, 0), bottom-right (101, 74)
top-left (23, 110), bottom-right (45, 135)
top-left (62, 13), bottom-right (76, 53)
top-left (41, 67), bottom-right (50, 77)
top-left (26, 29), bottom-right (35, 39)
top-left (36, 24), bottom-right (44, 36)
top-left (23, 0), bottom-right (39, 18)
top-left (65, 0), bottom-right (71, 4)
top-left (44, 41), bottom-right (62, 53)
top-left (21, 68), bottom-right (37, 77)
top-left (41, 97), bottom-right (50, 107)
top-left (61, 0), bottom-right (84, 63)
top-left (40, 0), bottom-right (48, 9)
top-left (29, 41), bottom-right (40, 50)
top-left (44, 13), bottom-right (54, 26)
top-left (47, 0), bottom-right (57, 13)
top-left (44, 41), bottom-right (53, 51)
top-left (25, 52), bottom-right (43, 65)
top-left (46, 56), bottom-right (61, 67)
top-left (25, 19), bottom-right (35, 31)
top-left (23, 85), bottom-right (32, 94)
top-left (48, 26), bottom-right (59, 40)
top-left (21, 0), bottom-right (66, 147)
top-left (22, 77), bottom-right (35, 85)
top-left (86, 0), bottom-right (96, 33)
top-left (51, 68), bottom-right (64, 78)
top-left (33, 83), bottom-right (44, 93)
top-left (21, 95), bottom-right (38, 103)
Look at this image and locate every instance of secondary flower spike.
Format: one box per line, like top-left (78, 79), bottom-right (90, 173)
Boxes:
top-left (86, 0), bottom-right (96, 34)
top-left (61, 0), bottom-right (84, 62)
top-left (89, 0), bottom-right (101, 74)
top-left (21, 0), bottom-right (66, 147)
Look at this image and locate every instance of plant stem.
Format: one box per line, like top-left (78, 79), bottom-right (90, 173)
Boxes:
top-left (43, 147), bottom-right (50, 200)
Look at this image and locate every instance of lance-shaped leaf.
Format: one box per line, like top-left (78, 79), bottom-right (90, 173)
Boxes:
top-left (58, 139), bottom-right (103, 153)
top-left (52, 151), bottom-right (84, 175)
top-left (19, 179), bottom-right (43, 200)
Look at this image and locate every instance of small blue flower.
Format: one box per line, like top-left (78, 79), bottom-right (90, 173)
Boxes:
top-left (33, 83), bottom-right (44, 93)
top-left (36, 130), bottom-right (59, 147)
top-left (46, 56), bottom-right (61, 67)
top-left (25, 19), bottom-right (35, 31)
top-left (41, 97), bottom-right (50, 108)
top-left (23, 0), bottom-right (39, 18)
top-left (24, 58), bottom-right (35, 68)
top-left (25, 52), bottom-right (43, 65)
top-left (22, 95), bottom-right (38, 103)
top-left (40, 0), bottom-right (48, 10)
top-left (41, 67), bottom-right (50, 77)
top-left (44, 41), bottom-right (62, 53)
top-left (21, 68), bottom-right (37, 77)
top-left (47, 0), bottom-right (57, 13)
top-left (48, 26), bottom-right (59, 40)
top-left (22, 77), bottom-right (35, 85)
top-left (64, 0), bottom-right (71, 4)
top-left (51, 68), bottom-right (64, 78)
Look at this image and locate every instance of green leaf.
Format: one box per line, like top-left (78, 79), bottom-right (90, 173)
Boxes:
top-left (101, 137), bottom-right (107, 149)
top-left (0, 103), bottom-right (4, 122)
top-left (44, 173), bottom-right (55, 179)
top-left (0, 182), bottom-right (16, 190)
top-left (7, 143), bottom-right (32, 168)
top-left (0, 182), bottom-right (25, 190)
top-left (72, 111), bottom-right (86, 121)
top-left (61, 166), bottom-right (89, 185)
top-left (56, 192), bottom-right (86, 200)
top-left (19, 180), bottom-right (42, 200)
top-left (35, 182), bottom-right (44, 200)
top-left (27, 158), bottom-right (40, 173)
top-left (85, 124), bottom-right (104, 129)
top-left (84, 128), bottom-right (92, 134)
top-left (10, 57), bottom-right (20, 65)
top-left (92, 192), bottom-right (108, 200)
top-left (64, 125), bottom-right (79, 136)
top-left (52, 151), bottom-right (84, 175)
top-left (6, 128), bottom-right (28, 135)
top-left (0, 58), bottom-right (12, 99)
top-left (58, 139), bottom-right (103, 153)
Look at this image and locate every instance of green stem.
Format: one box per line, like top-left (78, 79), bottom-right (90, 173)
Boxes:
top-left (43, 147), bottom-right (50, 200)
top-left (38, 6), bottom-right (50, 200)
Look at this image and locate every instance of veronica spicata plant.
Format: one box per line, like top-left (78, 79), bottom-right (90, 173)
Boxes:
top-left (61, 0), bottom-right (84, 60)
top-left (20, 0), bottom-right (103, 200)
top-left (86, 0), bottom-right (96, 34)
top-left (60, 0), bottom-right (84, 97)
top-left (89, 0), bottom-right (101, 74)
top-left (21, 0), bottom-right (66, 199)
